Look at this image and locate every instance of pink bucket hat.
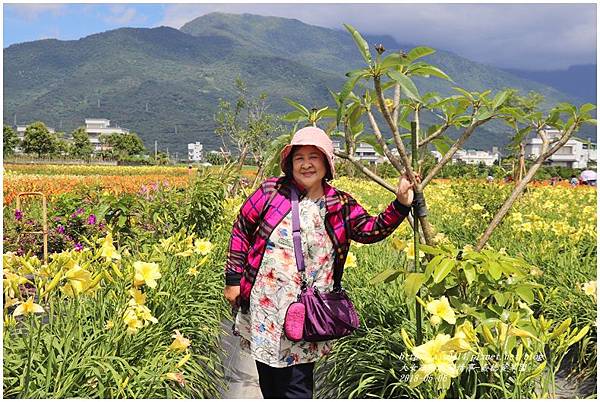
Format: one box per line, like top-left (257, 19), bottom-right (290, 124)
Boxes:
top-left (280, 126), bottom-right (335, 178)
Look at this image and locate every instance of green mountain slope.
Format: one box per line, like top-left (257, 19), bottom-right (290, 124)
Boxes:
top-left (4, 12), bottom-right (594, 157)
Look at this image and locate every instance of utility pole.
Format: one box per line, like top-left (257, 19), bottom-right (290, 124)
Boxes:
top-left (97, 98), bottom-right (100, 108)
top-left (154, 140), bottom-right (157, 159)
top-left (145, 102), bottom-right (149, 112)
top-left (13, 114), bottom-right (17, 126)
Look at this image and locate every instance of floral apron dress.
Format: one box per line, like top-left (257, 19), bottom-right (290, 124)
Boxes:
top-left (235, 196), bottom-right (336, 367)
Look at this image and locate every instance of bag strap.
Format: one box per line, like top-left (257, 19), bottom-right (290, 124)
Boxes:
top-left (290, 186), bottom-right (343, 290)
top-left (290, 186), bottom-right (306, 272)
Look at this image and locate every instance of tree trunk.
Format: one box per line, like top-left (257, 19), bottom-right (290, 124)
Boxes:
top-left (475, 124), bottom-right (576, 250)
top-left (252, 162), bottom-right (266, 189)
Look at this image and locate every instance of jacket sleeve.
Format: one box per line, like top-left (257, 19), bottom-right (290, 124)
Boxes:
top-left (346, 193), bottom-right (411, 244)
top-left (225, 183), bottom-right (269, 286)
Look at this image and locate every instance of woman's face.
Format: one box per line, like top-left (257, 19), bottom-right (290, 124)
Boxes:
top-left (291, 145), bottom-right (327, 191)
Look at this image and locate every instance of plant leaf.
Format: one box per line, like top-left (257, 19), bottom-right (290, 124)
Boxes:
top-left (370, 267), bottom-right (400, 285)
top-left (388, 70), bottom-right (421, 102)
top-left (409, 65), bottom-right (452, 81)
top-left (515, 286), bottom-right (534, 304)
top-left (282, 110), bottom-right (307, 122)
top-left (453, 87), bottom-right (474, 101)
top-left (344, 23), bottom-right (372, 66)
top-left (379, 53), bottom-right (409, 71)
top-left (418, 244), bottom-right (444, 255)
top-left (404, 273), bottom-right (426, 298)
top-left (432, 258), bottom-right (455, 284)
top-left (284, 98), bottom-right (309, 115)
top-left (406, 46), bottom-right (435, 62)
top-left (492, 90), bottom-right (510, 110)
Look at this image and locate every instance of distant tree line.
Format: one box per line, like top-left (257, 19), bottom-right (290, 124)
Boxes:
top-left (3, 122), bottom-right (149, 162)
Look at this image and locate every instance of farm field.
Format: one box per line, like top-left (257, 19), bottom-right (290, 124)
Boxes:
top-left (2, 164), bottom-right (597, 398)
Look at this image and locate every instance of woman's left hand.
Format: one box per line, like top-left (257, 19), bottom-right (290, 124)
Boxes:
top-left (396, 173), bottom-right (419, 207)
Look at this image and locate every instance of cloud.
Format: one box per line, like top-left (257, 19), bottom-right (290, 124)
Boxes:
top-left (7, 4), bottom-right (66, 21)
top-left (159, 3), bottom-right (596, 70)
top-left (102, 5), bottom-right (147, 26)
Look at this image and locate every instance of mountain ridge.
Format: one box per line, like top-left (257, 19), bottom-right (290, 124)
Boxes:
top-left (4, 12), bottom-right (595, 156)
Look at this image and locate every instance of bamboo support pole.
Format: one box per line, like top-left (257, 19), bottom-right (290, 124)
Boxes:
top-left (16, 192), bottom-right (48, 265)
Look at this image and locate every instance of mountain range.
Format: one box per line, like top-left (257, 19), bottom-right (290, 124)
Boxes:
top-left (3, 12), bottom-right (596, 157)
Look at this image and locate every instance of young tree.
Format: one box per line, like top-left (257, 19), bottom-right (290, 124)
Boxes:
top-left (22, 121), bottom-right (57, 157)
top-left (103, 132), bottom-right (146, 159)
top-left (214, 77), bottom-right (283, 190)
top-left (286, 26), bottom-right (596, 251)
top-left (3, 125), bottom-right (19, 156)
top-left (69, 127), bottom-right (93, 160)
top-left (53, 134), bottom-right (71, 157)
top-left (154, 151), bottom-right (169, 165)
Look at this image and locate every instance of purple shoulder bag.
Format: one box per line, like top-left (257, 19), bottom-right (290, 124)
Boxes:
top-left (283, 186), bottom-right (360, 342)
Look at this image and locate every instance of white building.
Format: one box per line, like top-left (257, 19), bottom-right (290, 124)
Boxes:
top-left (85, 118), bottom-right (129, 152)
top-left (188, 142), bottom-right (204, 162)
top-left (355, 142), bottom-right (380, 164)
top-left (452, 149), bottom-right (499, 166)
top-left (332, 140), bottom-right (383, 164)
top-left (16, 124), bottom-right (55, 142)
top-left (524, 128), bottom-right (597, 168)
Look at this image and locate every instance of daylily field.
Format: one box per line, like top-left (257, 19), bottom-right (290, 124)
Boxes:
top-left (2, 164), bottom-right (597, 398)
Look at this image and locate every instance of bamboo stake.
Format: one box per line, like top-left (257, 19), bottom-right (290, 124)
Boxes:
top-left (411, 122), bottom-right (423, 345)
top-left (16, 192), bottom-right (48, 265)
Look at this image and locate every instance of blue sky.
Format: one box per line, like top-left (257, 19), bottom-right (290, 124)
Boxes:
top-left (3, 3), bottom-right (597, 70)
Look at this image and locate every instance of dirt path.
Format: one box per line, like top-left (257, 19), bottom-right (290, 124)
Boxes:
top-left (219, 320), bottom-right (263, 399)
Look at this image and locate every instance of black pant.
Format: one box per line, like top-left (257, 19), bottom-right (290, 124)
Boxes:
top-left (255, 361), bottom-right (314, 399)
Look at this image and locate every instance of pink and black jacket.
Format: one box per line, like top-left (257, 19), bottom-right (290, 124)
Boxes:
top-left (225, 177), bottom-right (411, 311)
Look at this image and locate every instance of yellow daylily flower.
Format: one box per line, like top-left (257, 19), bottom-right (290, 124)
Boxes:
top-left (4, 297), bottom-right (20, 310)
top-left (433, 232), bottom-right (448, 244)
top-left (133, 261), bottom-right (161, 288)
top-left (442, 336), bottom-right (472, 353)
top-left (135, 305), bottom-right (158, 324)
top-left (128, 288), bottom-right (147, 306)
top-left (174, 249), bottom-right (194, 257)
top-left (530, 266), bottom-right (543, 277)
top-left (105, 320), bottom-right (115, 330)
top-left (13, 297), bottom-right (45, 317)
top-left (508, 326), bottom-right (536, 339)
top-left (3, 271), bottom-right (29, 299)
top-left (410, 334), bottom-right (459, 388)
top-left (454, 321), bottom-right (477, 343)
top-left (187, 267), bottom-right (199, 276)
top-left (65, 264), bottom-right (92, 295)
top-left (100, 233), bottom-right (121, 261)
top-left (471, 203), bottom-right (484, 212)
top-left (391, 238), bottom-right (407, 251)
top-left (194, 239), bottom-right (213, 256)
top-left (581, 280), bottom-right (597, 302)
top-left (169, 330), bottom-right (191, 352)
top-left (123, 309), bottom-right (144, 335)
top-left (345, 252), bottom-right (357, 268)
top-left (426, 296), bottom-right (456, 325)
top-left (165, 372), bottom-right (186, 386)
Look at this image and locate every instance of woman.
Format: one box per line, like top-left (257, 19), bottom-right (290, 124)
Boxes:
top-left (224, 126), bottom-right (415, 398)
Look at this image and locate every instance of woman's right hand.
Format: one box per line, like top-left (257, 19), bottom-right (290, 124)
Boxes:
top-left (224, 285), bottom-right (241, 307)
